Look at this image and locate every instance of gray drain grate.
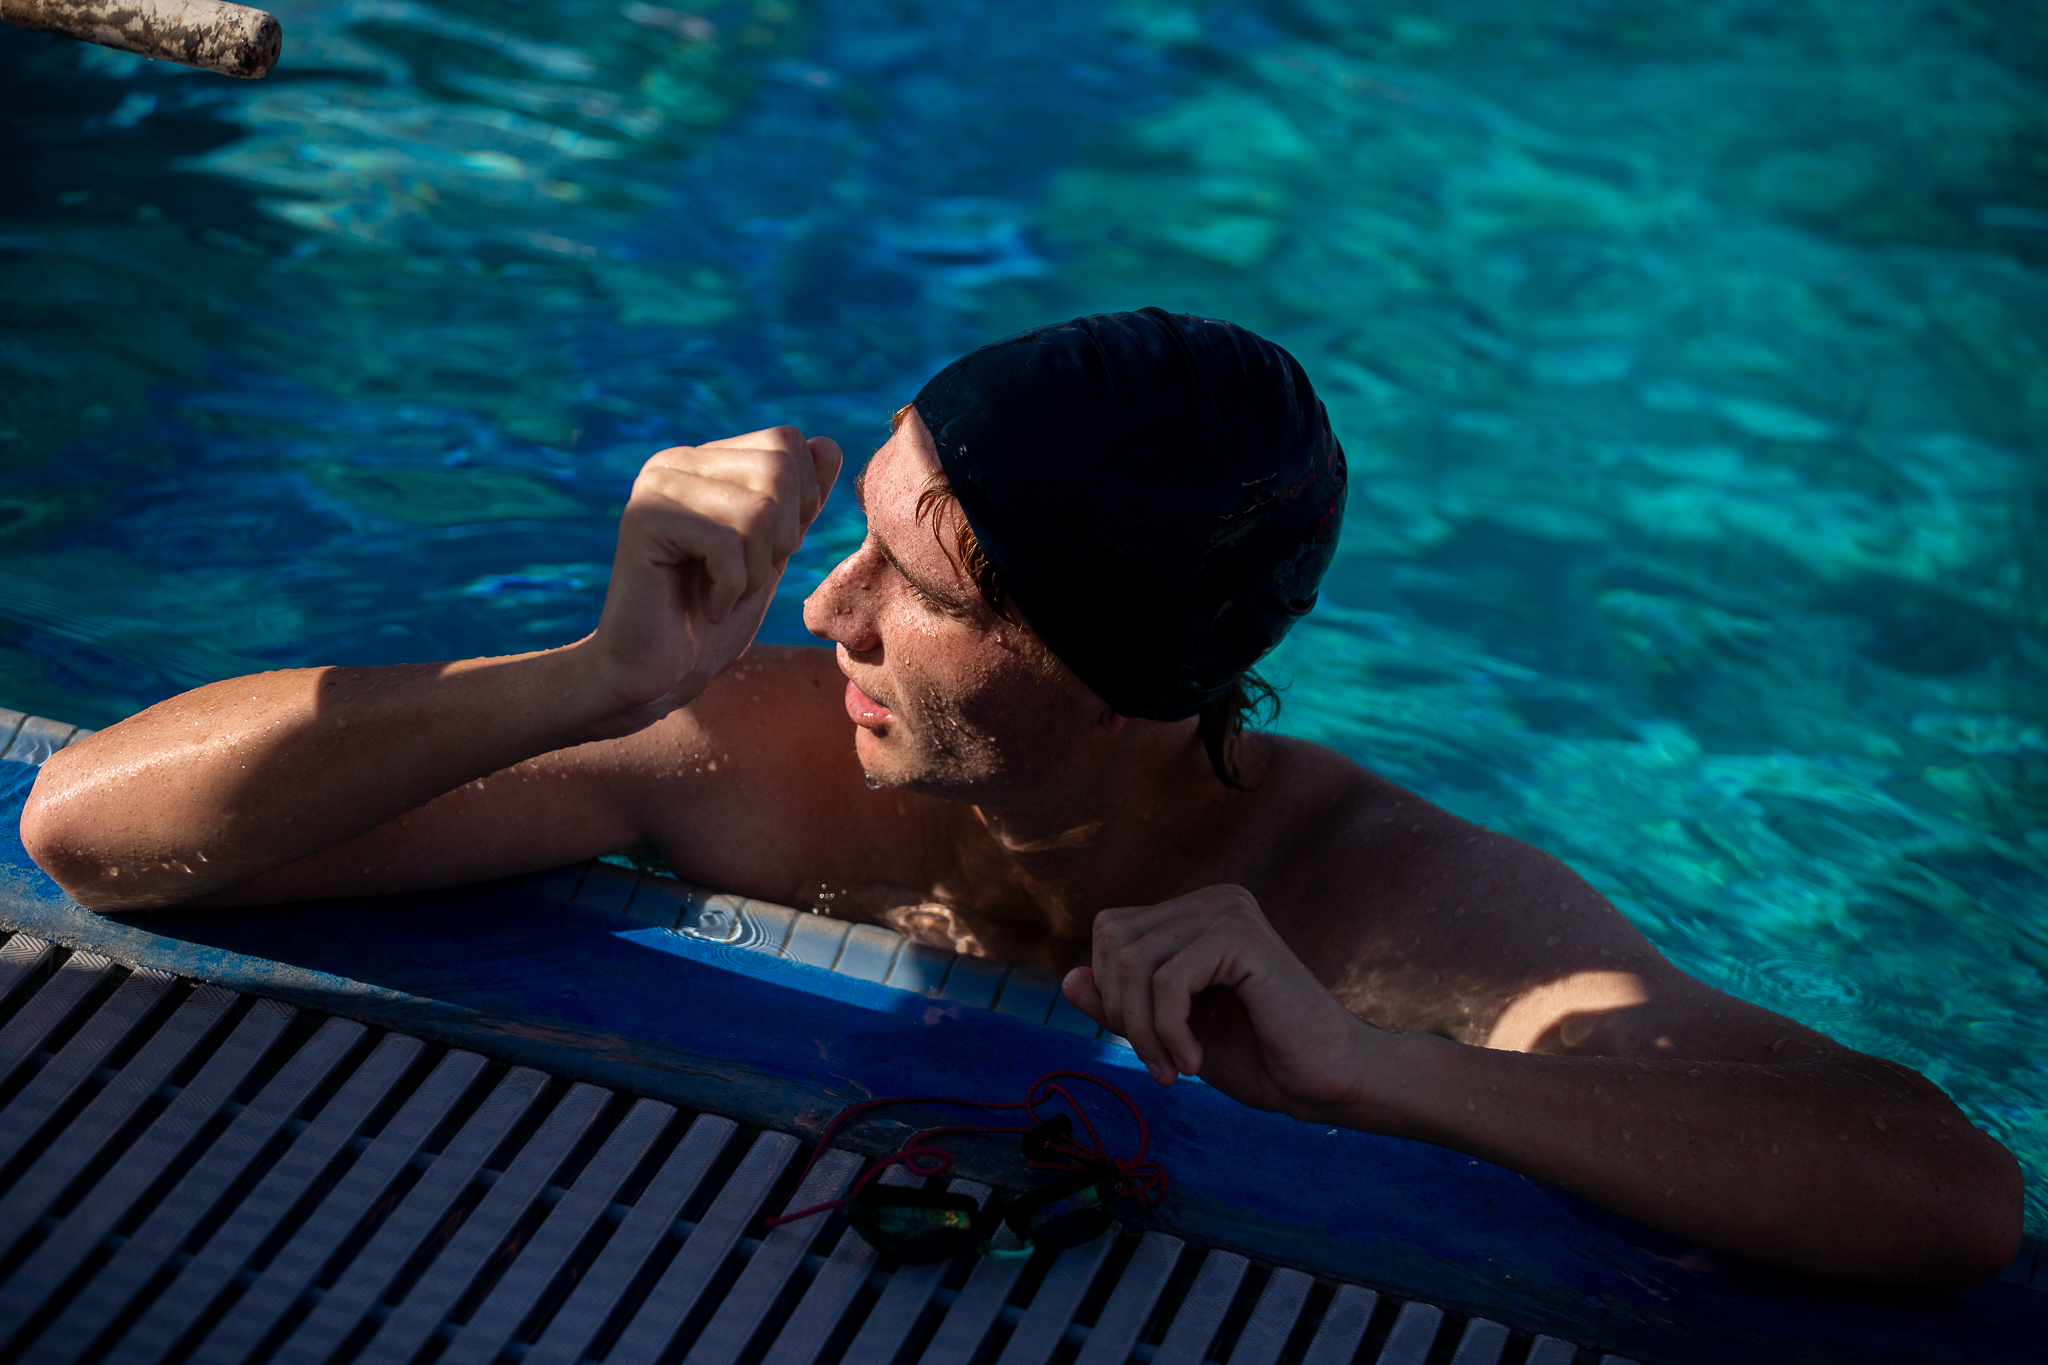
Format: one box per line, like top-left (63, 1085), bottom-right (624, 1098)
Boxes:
top-left (0, 935), bottom-right (1640, 1365)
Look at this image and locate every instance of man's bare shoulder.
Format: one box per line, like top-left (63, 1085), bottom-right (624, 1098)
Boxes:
top-left (1245, 735), bottom-right (1668, 1038)
top-left (602, 645), bottom-right (842, 768)
top-left (684, 642), bottom-right (849, 719)
top-left (616, 644), bottom-right (929, 902)
top-left (1239, 734), bottom-right (1473, 890)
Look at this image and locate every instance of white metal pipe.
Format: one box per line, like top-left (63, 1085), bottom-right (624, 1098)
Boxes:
top-left (1, 0), bottom-right (280, 78)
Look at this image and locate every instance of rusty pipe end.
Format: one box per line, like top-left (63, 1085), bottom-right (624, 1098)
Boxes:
top-left (0, 0), bottom-right (283, 79)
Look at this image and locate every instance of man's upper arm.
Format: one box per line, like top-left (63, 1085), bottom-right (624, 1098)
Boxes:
top-left (1456, 843), bottom-right (1846, 1065)
top-left (1346, 812), bottom-right (1846, 1066)
top-left (1487, 950), bottom-right (1845, 1065)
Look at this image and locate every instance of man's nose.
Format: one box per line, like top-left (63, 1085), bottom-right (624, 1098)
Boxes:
top-left (801, 551), bottom-right (881, 651)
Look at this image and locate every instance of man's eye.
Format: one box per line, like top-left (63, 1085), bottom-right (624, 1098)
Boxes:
top-left (900, 577), bottom-right (960, 615)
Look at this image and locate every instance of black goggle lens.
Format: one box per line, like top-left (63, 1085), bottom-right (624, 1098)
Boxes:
top-left (1003, 1165), bottom-right (1119, 1254)
top-left (844, 1187), bottom-right (991, 1265)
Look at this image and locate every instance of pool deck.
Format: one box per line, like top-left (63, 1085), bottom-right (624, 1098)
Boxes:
top-left (1, 706), bottom-right (2043, 1365)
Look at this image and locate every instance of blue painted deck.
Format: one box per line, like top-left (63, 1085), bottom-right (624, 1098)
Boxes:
top-left (1, 730), bottom-right (2042, 1364)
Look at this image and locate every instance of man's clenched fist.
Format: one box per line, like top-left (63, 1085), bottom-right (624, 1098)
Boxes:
top-left (580, 426), bottom-right (843, 721)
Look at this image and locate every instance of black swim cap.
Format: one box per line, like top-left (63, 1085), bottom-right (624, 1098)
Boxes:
top-left (913, 307), bottom-right (1346, 721)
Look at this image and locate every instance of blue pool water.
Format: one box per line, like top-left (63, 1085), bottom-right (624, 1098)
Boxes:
top-left (3, 2), bottom-right (2044, 1231)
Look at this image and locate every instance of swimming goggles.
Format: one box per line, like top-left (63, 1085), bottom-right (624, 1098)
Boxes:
top-left (764, 1070), bottom-right (1168, 1266)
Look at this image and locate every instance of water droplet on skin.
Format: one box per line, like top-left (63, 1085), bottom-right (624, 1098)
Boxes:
top-left (864, 774), bottom-right (882, 790)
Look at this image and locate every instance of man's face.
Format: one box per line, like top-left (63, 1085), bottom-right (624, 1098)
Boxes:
top-left (801, 410), bottom-right (1102, 799)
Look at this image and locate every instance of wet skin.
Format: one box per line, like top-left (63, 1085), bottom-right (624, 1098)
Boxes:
top-left (20, 416), bottom-right (2023, 1290)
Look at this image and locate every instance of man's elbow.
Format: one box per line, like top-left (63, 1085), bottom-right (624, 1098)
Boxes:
top-left (1900, 1213), bottom-right (2023, 1295)
top-left (17, 779), bottom-right (149, 912)
top-left (1941, 1161), bottom-right (2026, 1292)
top-left (1886, 1140), bottom-right (2026, 1293)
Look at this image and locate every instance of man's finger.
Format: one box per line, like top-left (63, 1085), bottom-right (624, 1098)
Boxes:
top-left (1136, 917), bottom-right (1230, 1077)
top-left (632, 471), bottom-right (779, 621)
top-left (1094, 897), bottom-right (1218, 943)
top-left (1093, 901), bottom-right (1232, 1085)
top-left (1090, 908), bottom-right (1153, 1062)
top-left (1062, 966), bottom-right (1106, 1023)
top-left (727, 486), bottom-right (781, 614)
top-left (1103, 931), bottom-right (1183, 1086)
top-left (1153, 940), bottom-right (1234, 1078)
top-left (652, 428), bottom-right (819, 559)
top-left (663, 517), bottom-right (747, 624)
top-left (697, 424), bottom-right (810, 454)
top-left (805, 435), bottom-right (844, 526)
top-left (667, 448), bottom-right (803, 564)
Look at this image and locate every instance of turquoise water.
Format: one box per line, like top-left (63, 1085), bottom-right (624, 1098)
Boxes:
top-left (3, 2), bottom-right (2044, 1232)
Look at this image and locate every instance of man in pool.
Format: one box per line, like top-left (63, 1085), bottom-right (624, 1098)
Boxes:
top-left (20, 309), bottom-right (2021, 1290)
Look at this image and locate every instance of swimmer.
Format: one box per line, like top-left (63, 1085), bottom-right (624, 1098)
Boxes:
top-left (19, 309), bottom-right (2021, 1290)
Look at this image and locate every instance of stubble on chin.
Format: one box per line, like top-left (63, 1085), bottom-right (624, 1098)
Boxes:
top-left (852, 707), bottom-right (979, 798)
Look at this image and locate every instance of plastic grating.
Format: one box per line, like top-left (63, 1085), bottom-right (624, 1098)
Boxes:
top-left (0, 932), bottom-right (1638, 1365)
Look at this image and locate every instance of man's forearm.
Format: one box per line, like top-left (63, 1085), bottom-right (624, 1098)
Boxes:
top-left (21, 644), bottom-right (638, 909)
top-left (1352, 1031), bottom-right (2022, 1289)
